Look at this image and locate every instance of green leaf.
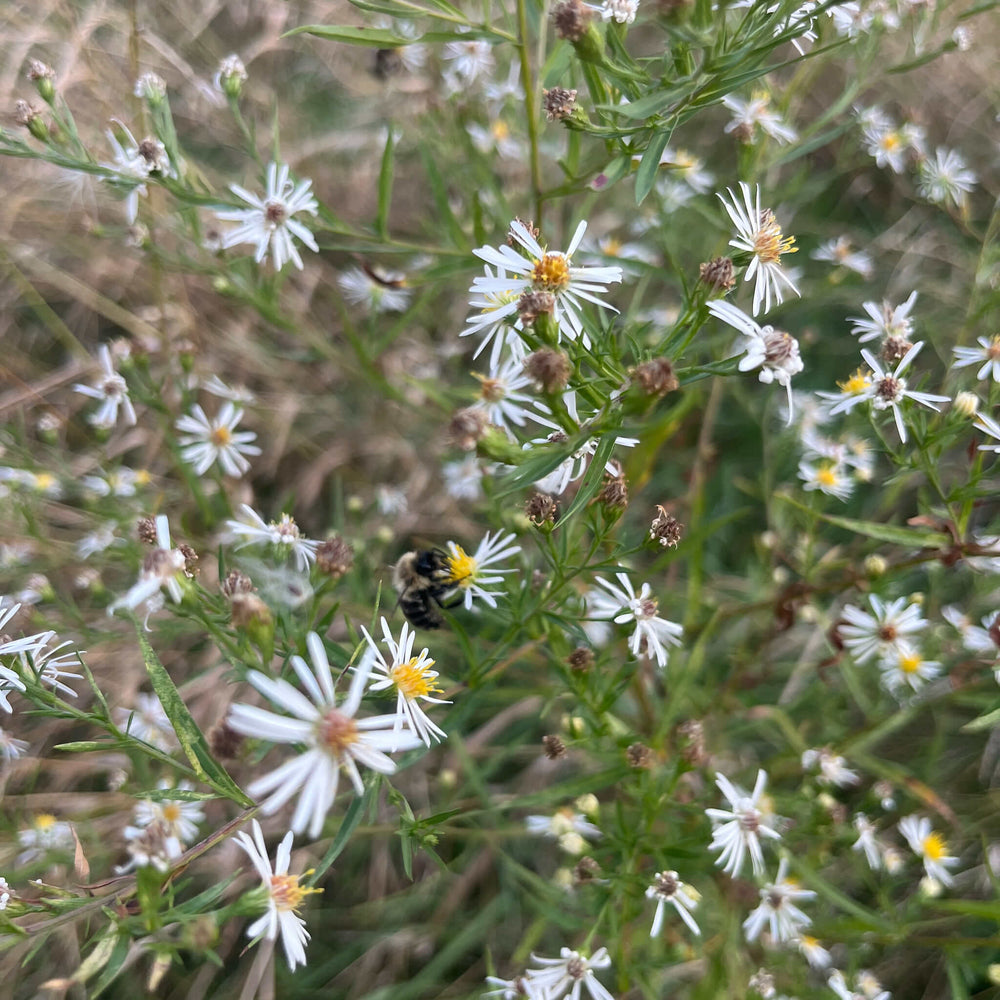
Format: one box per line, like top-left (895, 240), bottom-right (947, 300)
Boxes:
top-left (961, 704), bottom-right (1000, 732)
top-left (635, 129), bottom-right (671, 206)
top-left (555, 434), bottom-right (619, 527)
top-left (376, 126), bottom-right (395, 240)
top-left (284, 25), bottom-right (411, 47)
top-left (313, 792), bottom-right (367, 879)
top-left (134, 624), bottom-right (252, 806)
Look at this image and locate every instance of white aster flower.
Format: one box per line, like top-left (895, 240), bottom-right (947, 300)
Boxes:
top-left (975, 411), bottom-right (1000, 453)
top-left (0, 726), bottom-right (29, 761)
top-left (225, 504), bottom-right (319, 572)
top-left (0, 602), bottom-right (51, 687)
top-left (439, 531), bottom-right (521, 611)
top-left (811, 236), bottom-right (874, 279)
top-left (227, 631), bottom-right (423, 838)
top-left (213, 53), bottom-right (247, 95)
top-left (132, 780), bottom-right (205, 844)
top-left (81, 467), bottom-right (147, 498)
top-left (653, 146), bottom-right (714, 193)
top-left (114, 692), bottom-right (177, 751)
top-left (848, 291), bottom-right (918, 344)
top-left (862, 113), bottom-right (920, 173)
top-left (852, 813), bottom-right (885, 871)
top-left (376, 486), bottom-right (408, 516)
top-left (798, 934), bottom-right (833, 969)
top-left (717, 182), bottom-right (799, 315)
top-left (917, 147), bottom-right (976, 208)
top-left (467, 119), bottom-right (524, 160)
top-left (707, 300), bottom-right (803, 420)
top-left (443, 455), bottom-right (485, 501)
top-left (953, 335), bottom-right (1000, 383)
top-left (646, 870), bottom-right (701, 936)
top-left (102, 123), bottom-right (169, 223)
top-left (483, 973), bottom-right (533, 1000)
top-left (523, 947), bottom-right (614, 1000)
top-left (17, 814), bottom-right (75, 865)
top-left (525, 807), bottom-right (601, 854)
top-left (473, 355), bottom-right (535, 428)
top-left (215, 162), bottom-right (319, 271)
top-left (201, 374), bottom-right (256, 404)
top-left (801, 747), bottom-right (859, 787)
top-left (706, 769), bottom-right (782, 877)
top-left (722, 92), bottom-right (798, 145)
top-left (827, 343), bottom-right (949, 444)
top-left (798, 458), bottom-right (853, 501)
top-left (839, 594), bottom-right (927, 664)
top-left (233, 819), bottom-right (319, 971)
top-left (878, 641), bottom-right (942, 695)
top-left (108, 515), bottom-right (188, 621)
top-left (942, 606), bottom-right (998, 658)
top-left (361, 617), bottom-right (450, 748)
top-left (73, 345), bottom-right (136, 428)
top-left (898, 814), bottom-right (958, 887)
top-left (587, 572), bottom-right (683, 669)
top-left (461, 264), bottom-right (529, 369)
top-left (599, 0), bottom-right (639, 23)
top-left (441, 37), bottom-right (495, 93)
top-left (471, 219), bottom-right (623, 346)
top-left (828, 969), bottom-right (892, 1000)
top-left (337, 265), bottom-right (412, 313)
top-left (175, 402), bottom-right (261, 477)
top-left (743, 857), bottom-right (815, 943)
top-left (119, 819), bottom-right (182, 873)
top-left (20, 636), bottom-right (83, 699)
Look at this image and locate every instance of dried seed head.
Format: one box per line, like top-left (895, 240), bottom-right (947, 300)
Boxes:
top-left (508, 217), bottom-right (540, 246)
top-left (27, 59), bottom-right (55, 82)
top-left (597, 471), bottom-right (628, 511)
top-left (650, 505), bottom-right (683, 547)
top-left (677, 719), bottom-right (707, 764)
top-left (523, 347), bottom-right (570, 391)
top-left (552, 0), bottom-right (593, 40)
top-left (525, 491), bottom-right (559, 526)
top-left (543, 87), bottom-right (579, 122)
top-left (177, 543), bottom-right (199, 576)
top-left (448, 406), bottom-right (490, 450)
top-left (230, 591), bottom-right (272, 630)
top-left (567, 646), bottom-right (594, 672)
top-left (516, 291), bottom-right (556, 328)
top-left (208, 720), bottom-right (245, 760)
top-left (316, 536), bottom-right (354, 578)
top-left (699, 256), bottom-right (735, 291)
top-left (137, 137), bottom-right (169, 173)
top-left (14, 99), bottom-right (36, 126)
top-left (626, 742), bottom-right (653, 768)
top-left (220, 570), bottom-right (254, 599)
top-left (631, 358), bottom-right (679, 398)
top-left (542, 735), bottom-right (567, 759)
top-left (881, 335), bottom-right (913, 365)
top-left (136, 517), bottom-right (159, 545)
top-left (574, 855), bottom-right (601, 882)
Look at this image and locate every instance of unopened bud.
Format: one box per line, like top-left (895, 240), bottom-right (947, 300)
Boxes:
top-left (215, 54), bottom-right (248, 99)
top-left (699, 256), bottom-right (735, 291)
top-left (26, 60), bottom-right (56, 102)
top-left (953, 391), bottom-right (979, 418)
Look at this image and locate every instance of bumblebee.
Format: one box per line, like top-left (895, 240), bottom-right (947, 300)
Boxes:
top-left (392, 549), bottom-right (465, 630)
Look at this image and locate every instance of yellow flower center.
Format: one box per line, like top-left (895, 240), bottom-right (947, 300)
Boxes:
top-left (532, 252), bottom-right (571, 291)
top-left (35, 813), bottom-right (56, 830)
top-left (492, 120), bottom-right (510, 141)
top-left (754, 209), bottom-right (797, 264)
top-left (601, 237), bottom-right (623, 256)
top-left (899, 652), bottom-right (921, 674)
top-left (445, 545), bottom-right (477, 588)
top-left (34, 473), bottom-right (56, 492)
top-left (211, 426), bottom-right (233, 447)
top-left (987, 336), bottom-right (1000, 360)
top-left (392, 656), bottom-right (440, 700)
top-left (474, 373), bottom-right (506, 403)
top-left (837, 368), bottom-right (871, 395)
top-left (135, 469), bottom-right (151, 486)
top-left (163, 803), bottom-right (181, 824)
top-left (923, 831), bottom-right (949, 861)
top-left (269, 872), bottom-right (321, 912)
top-left (880, 131), bottom-right (902, 152)
top-left (318, 708), bottom-right (359, 754)
top-left (817, 465), bottom-right (838, 488)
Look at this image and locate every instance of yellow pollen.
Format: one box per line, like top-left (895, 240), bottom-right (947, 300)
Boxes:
top-left (987, 336), bottom-right (1000, 360)
top-left (269, 872), bottom-right (321, 912)
top-left (135, 469), bottom-right (151, 485)
top-left (36, 813), bottom-right (56, 830)
top-left (163, 803), bottom-right (181, 823)
top-left (211, 426), bottom-right (233, 447)
top-left (923, 832), bottom-right (949, 861)
top-left (601, 237), bottom-right (623, 256)
top-left (34, 473), bottom-right (56, 492)
top-left (318, 708), bottom-right (359, 754)
top-left (445, 545), bottom-right (477, 588)
top-left (817, 465), bottom-right (838, 487)
top-left (754, 211), bottom-right (797, 264)
top-left (532, 253), bottom-right (571, 291)
top-left (474, 373), bottom-right (506, 403)
top-left (838, 368), bottom-right (871, 395)
top-left (881, 132), bottom-right (902, 151)
top-left (393, 656), bottom-right (440, 699)
top-left (492, 121), bottom-right (510, 141)
top-left (899, 652), bottom-right (921, 674)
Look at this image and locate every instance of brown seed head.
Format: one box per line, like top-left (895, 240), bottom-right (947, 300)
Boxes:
top-left (177, 543), bottom-right (199, 576)
top-left (677, 719), bottom-right (707, 764)
top-left (508, 217), bottom-right (540, 247)
top-left (136, 517), bottom-right (159, 545)
top-left (230, 591), bottom-right (272, 630)
top-left (221, 570), bottom-right (254, 599)
top-left (567, 646), bottom-right (594, 672)
top-left (552, 0), bottom-right (593, 40)
top-left (574, 855), bottom-right (601, 882)
top-left (542, 734), bottom-right (567, 759)
top-left (448, 406), bottom-right (490, 450)
top-left (316, 537), bottom-right (355, 579)
top-left (626, 742), bottom-right (653, 768)
top-left (631, 358), bottom-right (679, 398)
top-left (881, 335), bottom-right (913, 366)
top-left (699, 256), bottom-right (735, 291)
top-left (14, 100), bottom-right (36, 126)
top-left (517, 290), bottom-right (556, 327)
top-left (525, 492), bottom-right (559, 526)
top-left (523, 347), bottom-right (570, 392)
top-left (597, 471), bottom-right (628, 511)
top-left (650, 505), bottom-right (683, 547)
top-left (27, 59), bottom-right (55, 82)
top-left (543, 87), bottom-right (579, 122)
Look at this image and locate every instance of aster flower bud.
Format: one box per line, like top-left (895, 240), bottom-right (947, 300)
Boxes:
top-left (315, 536), bottom-right (354, 578)
top-left (953, 391), bottom-right (979, 417)
top-left (699, 256), bottom-right (736, 291)
top-left (14, 100), bottom-right (50, 142)
top-left (631, 358), bottom-right (679, 398)
top-left (27, 59), bottom-right (56, 102)
top-left (214, 54), bottom-right (248, 99)
top-left (542, 735), bottom-right (567, 759)
top-left (649, 505), bottom-right (683, 548)
top-left (134, 72), bottom-right (167, 106)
